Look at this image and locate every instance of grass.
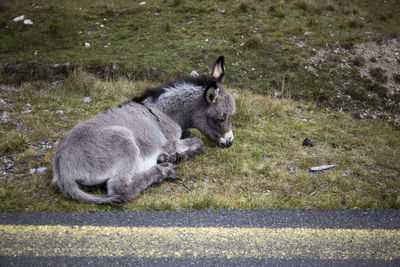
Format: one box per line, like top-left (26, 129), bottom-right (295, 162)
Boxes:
top-left (0, 73), bottom-right (399, 211)
top-left (0, 0), bottom-right (399, 211)
top-left (0, 1), bottom-right (399, 93)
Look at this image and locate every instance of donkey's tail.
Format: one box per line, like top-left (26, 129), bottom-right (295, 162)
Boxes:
top-left (52, 174), bottom-right (124, 205)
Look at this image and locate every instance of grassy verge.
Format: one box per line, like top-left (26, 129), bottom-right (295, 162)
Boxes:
top-left (0, 72), bottom-right (399, 211)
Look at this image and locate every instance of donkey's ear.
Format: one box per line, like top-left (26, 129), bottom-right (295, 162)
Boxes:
top-left (204, 81), bottom-right (220, 104)
top-left (212, 56), bottom-right (225, 82)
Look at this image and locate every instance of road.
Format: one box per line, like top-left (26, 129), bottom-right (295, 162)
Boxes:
top-left (1, 209), bottom-right (399, 266)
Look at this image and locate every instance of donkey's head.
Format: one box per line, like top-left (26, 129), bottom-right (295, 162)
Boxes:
top-left (192, 56), bottom-right (236, 148)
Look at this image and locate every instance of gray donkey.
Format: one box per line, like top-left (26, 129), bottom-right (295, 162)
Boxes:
top-left (52, 56), bottom-right (236, 204)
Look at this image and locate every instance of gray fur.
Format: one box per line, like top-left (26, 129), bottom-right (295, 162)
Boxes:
top-left (52, 56), bottom-right (235, 204)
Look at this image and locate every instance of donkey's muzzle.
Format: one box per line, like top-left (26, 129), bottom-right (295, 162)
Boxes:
top-left (218, 130), bottom-right (234, 148)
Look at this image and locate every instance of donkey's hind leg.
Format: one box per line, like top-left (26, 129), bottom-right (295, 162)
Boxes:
top-left (169, 137), bottom-right (206, 164)
top-left (107, 163), bottom-right (179, 202)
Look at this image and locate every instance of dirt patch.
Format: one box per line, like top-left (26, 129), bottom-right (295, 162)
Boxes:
top-left (355, 39), bottom-right (400, 94)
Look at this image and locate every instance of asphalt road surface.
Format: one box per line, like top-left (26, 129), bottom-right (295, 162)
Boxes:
top-left (1, 209), bottom-right (399, 266)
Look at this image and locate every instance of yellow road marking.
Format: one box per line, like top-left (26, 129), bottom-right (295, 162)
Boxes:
top-left (0, 225), bottom-right (399, 260)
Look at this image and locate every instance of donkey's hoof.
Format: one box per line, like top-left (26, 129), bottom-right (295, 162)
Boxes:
top-left (157, 153), bottom-right (169, 164)
top-left (160, 162), bottom-right (178, 170)
top-left (181, 129), bottom-right (191, 139)
top-left (169, 171), bottom-right (180, 180)
top-left (169, 152), bottom-right (183, 164)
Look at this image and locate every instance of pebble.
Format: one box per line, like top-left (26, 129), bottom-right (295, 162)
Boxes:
top-left (0, 112), bottom-right (10, 122)
top-left (302, 138), bottom-right (315, 147)
top-left (82, 97), bottom-right (91, 103)
top-left (29, 168), bottom-right (36, 175)
top-left (84, 42), bottom-right (91, 48)
top-left (37, 167), bottom-right (47, 174)
top-left (190, 70), bottom-right (199, 77)
top-left (12, 15), bottom-right (25, 22)
top-left (262, 155), bottom-right (270, 161)
top-left (23, 19), bottom-right (33, 25)
top-left (35, 149), bottom-right (45, 159)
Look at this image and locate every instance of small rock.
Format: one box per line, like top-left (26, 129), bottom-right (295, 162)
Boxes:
top-left (51, 80), bottom-right (63, 88)
top-left (56, 110), bottom-right (64, 114)
top-left (13, 15), bottom-right (25, 22)
top-left (0, 85), bottom-right (18, 91)
top-left (23, 19), bottom-right (33, 25)
top-left (35, 149), bottom-right (45, 159)
top-left (0, 112), bottom-right (10, 122)
top-left (205, 38), bottom-right (209, 42)
top-left (331, 143), bottom-right (340, 149)
top-left (29, 168), bottom-right (36, 175)
top-left (302, 138), bottom-right (315, 147)
top-left (190, 70), bottom-right (199, 77)
top-left (343, 145), bottom-right (352, 151)
top-left (287, 165), bottom-right (297, 173)
top-left (61, 116), bottom-right (69, 121)
top-left (82, 97), bottom-right (91, 103)
top-left (0, 99), bottom-right (6, 105)
top-left (84, 42), bottom-right (91, 48)
top-left (262, 155), bottom-right (270, 161)
top-left (37, 167), bottom-right (47, 174)
top-left (344, 169), bottom-right (353, 175)
top-left (309, 164), bottom-right (336, 172)
top-left (5, 163), bottom-right (14, 171)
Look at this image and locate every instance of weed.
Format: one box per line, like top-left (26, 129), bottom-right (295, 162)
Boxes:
top-left (345, 86), bottom-right (368, 101)
top-left (244, 34), bottom-right (262, 49)
top-left (172, 0), bottom-right (183, 7)
top-left (0, 131), bottom-right (29, 156)
top-left (393, 73), bottom-right (400, 84)
top-left (352, 56), bottom-right (365, 67)
top-left (366, 83), bottom-right (388, 98)
top-left (369, 67), bottom-right (388, 83)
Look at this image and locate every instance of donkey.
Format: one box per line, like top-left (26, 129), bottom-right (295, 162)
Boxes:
top-left (52, 56), bottom-right (235, 204)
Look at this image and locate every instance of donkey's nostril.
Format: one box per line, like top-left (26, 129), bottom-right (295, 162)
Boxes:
top-left (226, 140), bottom-right (233, 147)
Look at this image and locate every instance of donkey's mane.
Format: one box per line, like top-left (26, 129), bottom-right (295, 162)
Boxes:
top-left (130, 73), bottom-right (214, 104)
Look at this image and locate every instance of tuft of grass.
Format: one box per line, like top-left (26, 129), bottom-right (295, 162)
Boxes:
top-left (369, 67), bottom-right (388, 83)
top-left (352, 56), bottom-right (365, 67)
top-left (366, 83), bottom-right (388, 98)
top-left (393, 73), bottom-right (400, 84)
top-left (244, 34), bottom-right (262, 49)
top-left (0, 131), bottom-right (29, 156)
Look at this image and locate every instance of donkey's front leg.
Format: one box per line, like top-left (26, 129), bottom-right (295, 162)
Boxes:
top-left (170, 137), bottom-right (206, 164)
